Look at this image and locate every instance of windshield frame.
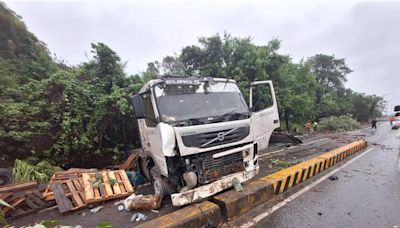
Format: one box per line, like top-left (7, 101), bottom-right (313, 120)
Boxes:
top-left (153, 81), bottom-right (249, 125)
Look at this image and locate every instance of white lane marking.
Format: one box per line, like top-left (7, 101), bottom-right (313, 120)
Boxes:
top-left (258, 138), bottom-right (329, 159)
top-left (397, 156), bottom-right (400, 173)
top-left (241, 147), bottom-right (375, 228)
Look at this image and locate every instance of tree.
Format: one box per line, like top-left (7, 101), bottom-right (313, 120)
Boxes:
top-left (142, 62), bottom-right (160, 83)
top-left (307, 54), bottom-right (352, 117)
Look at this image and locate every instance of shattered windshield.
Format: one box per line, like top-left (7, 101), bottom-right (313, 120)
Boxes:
top-left (154, 81), bottom-right (249, 125)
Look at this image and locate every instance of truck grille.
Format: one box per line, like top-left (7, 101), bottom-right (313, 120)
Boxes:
top-left (181, 126), bottom-right (250, 148)
top-left (187, 147), bottom-right (246, 184)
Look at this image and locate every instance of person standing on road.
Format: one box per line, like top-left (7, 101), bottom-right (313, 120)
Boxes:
top-left (305, 121), bottom-right (313, 134)
top-left (371, 119), bottom-right (377, 129)
top-left (313, 121), bottom-right (318, 133)
top-left (389, 116), bottom-right (395, 126)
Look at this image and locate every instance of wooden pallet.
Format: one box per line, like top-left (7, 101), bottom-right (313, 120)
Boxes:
top-left (0, 189), bottom-right (55, 219)
top-left (0, 181), bottom-right (37, 194)
top-left (51, 178), bottom-right (86, 213)
top-left (43, 169), bottom-right (93, 201)
top-left (82, 170), bottom-right (134, 203)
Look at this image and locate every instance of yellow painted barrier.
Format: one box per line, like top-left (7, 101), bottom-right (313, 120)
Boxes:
top-left (262, 140), bottom-right (368, 194)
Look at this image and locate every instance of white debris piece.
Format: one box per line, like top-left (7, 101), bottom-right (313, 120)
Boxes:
top-left (90, 205), bottom-right (104, 213)
top-left (130, 212), bottom-right (148, 222)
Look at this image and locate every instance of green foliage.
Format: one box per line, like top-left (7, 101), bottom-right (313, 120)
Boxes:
top-left (12, 159), bottom-right (61, 184)
top-left (270, 159), bottom-right (300, 170)
top-left (97, 222), bottom-right (113, 228)
top-left (41, 220), bottom-right (61, 228)
top-left (0, 2), bottom-right (384, 169)
top-left (318, 115), bottom-right (361, 132)
top-left (147, 33), bottom-right (382, 130)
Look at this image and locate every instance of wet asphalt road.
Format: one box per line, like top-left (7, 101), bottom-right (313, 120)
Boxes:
top-left (251, 122), bottom-right (400, 228)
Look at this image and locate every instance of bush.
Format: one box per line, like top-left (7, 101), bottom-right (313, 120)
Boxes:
top-left (318, 114), bottom-right (361, 132)
top-left (12, 159), bottom-right (61, 184)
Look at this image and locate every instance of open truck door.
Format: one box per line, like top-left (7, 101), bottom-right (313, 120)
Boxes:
top-left (250, 81), bottom-right (280, 151)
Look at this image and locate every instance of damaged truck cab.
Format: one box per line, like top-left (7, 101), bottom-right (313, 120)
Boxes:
top-left (131, 77), bottom-right (279, 206)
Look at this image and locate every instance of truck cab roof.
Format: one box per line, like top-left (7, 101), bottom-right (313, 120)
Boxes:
top-left (139, 77), bottom-right (237, 93)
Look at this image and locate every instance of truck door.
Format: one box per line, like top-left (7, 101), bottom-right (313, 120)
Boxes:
top-left (250, 81), bottom-right (280, 151)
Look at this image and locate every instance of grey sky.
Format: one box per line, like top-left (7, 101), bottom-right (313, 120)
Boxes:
top-left (4, 0), bottom-right (400, 112)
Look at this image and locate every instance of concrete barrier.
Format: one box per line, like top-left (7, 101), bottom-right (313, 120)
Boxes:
top-left (136, 201), bottom-right (221, 228)
top-left (262, 140), bottom-right (367, 194)
top-left (138, 140), bottom-right (367, 227)
top-left (212, 178), bottom-right (274, 220)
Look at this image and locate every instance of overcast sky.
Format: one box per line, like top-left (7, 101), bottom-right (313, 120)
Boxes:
top-left (4, 0), bottom-right (400, 112)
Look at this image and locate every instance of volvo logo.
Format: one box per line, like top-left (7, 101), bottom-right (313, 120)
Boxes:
top-left (217, 132), bottom-right (225, 141)
top-left (200, 127), bottom-right (239, 147)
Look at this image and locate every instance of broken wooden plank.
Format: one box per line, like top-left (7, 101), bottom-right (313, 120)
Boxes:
top-left (117, 152), bottom-right (139, 170)
top-left (0, 181), bottom-right (37, 193)
top-left (51, 182), bottom-right (73, 213)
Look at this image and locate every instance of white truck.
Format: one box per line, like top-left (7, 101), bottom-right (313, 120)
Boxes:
top-left (131, 76), bottom-right (279, 206)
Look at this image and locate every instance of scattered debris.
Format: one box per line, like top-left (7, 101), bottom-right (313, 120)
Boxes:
top-left (232, 178), bottom-right (243, 192)
top-left (90, 205), bottom-right (104, 213)
top-left (51, 180), bottom-right (85, 213)
top-left (45, 169), bottom-right (134, 214)
top-left (124, 194), bottom-right (162, 210)
top-left (151, 209), bottom-right (159, 213)
top-left (43, 168), bottom-right (93, 201)
top-left (318, 212), bottom-right (323, 216)
top-left (270, 159), bottom-right (300, 169)
top-left (115, 150), bottom-right (139, 170)
top-left (114, 200), bottom-right (124, 205)
top-left (329, 176), bottom-right (339, 181)
top-left (117, 205), bottom-right (124, 211)
top-left (0, 181), bottom-right (55, 219)
top-left (0, 181), bottom-right (37, 194)
top-left (130, 212), bottom-right (148, 222)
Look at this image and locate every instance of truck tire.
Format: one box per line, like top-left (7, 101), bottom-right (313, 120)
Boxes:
top-left (138, 156), bottom-right (152, 182)
top-left (0, 168), bottom-right (12, 186)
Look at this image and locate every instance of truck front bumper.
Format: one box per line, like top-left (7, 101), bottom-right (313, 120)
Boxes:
top-left (171, 167), bottom-right (259, 206)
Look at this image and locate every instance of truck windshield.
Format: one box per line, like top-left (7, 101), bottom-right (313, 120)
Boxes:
top-left (154, 82), bottom-right (249, 124)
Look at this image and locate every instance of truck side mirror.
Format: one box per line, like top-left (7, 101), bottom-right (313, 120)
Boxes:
top-left (131, 94), bottom-right (146, 119)
top-left (395, 105), bottom-right (400, 112)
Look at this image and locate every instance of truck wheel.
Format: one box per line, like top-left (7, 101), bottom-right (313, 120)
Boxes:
top-left (0, 168), bottom-right (12, 186)
top-left (138, 156), bottom-right (152, 182)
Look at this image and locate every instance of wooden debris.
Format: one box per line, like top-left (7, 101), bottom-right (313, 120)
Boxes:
top-left (116, 150), bottom-right (140, 170)
top-left (0, 185), bottom-right (55, 219)
top-left (0, 181), bottom-right (37, 194)
top-left (82, 170), bottom-right (134, 203)
top-left (51, 180), bottom-right (85, 213)
top-left (42, 168), bottom-right (93, 201)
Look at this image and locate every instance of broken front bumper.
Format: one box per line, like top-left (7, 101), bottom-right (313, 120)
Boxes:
top-left (170, 167), bottom-right (259, 206)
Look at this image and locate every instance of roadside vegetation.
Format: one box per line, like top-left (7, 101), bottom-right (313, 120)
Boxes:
top-left (318, 115), bottom-right (361, 132)
top-left (0, 3), bottom-right (384, 169)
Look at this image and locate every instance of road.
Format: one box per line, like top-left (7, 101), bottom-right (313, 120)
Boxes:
top-left (11, 128), bottom-right (369, 227)
top-left (240, 122), bottom-right (400, 228)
